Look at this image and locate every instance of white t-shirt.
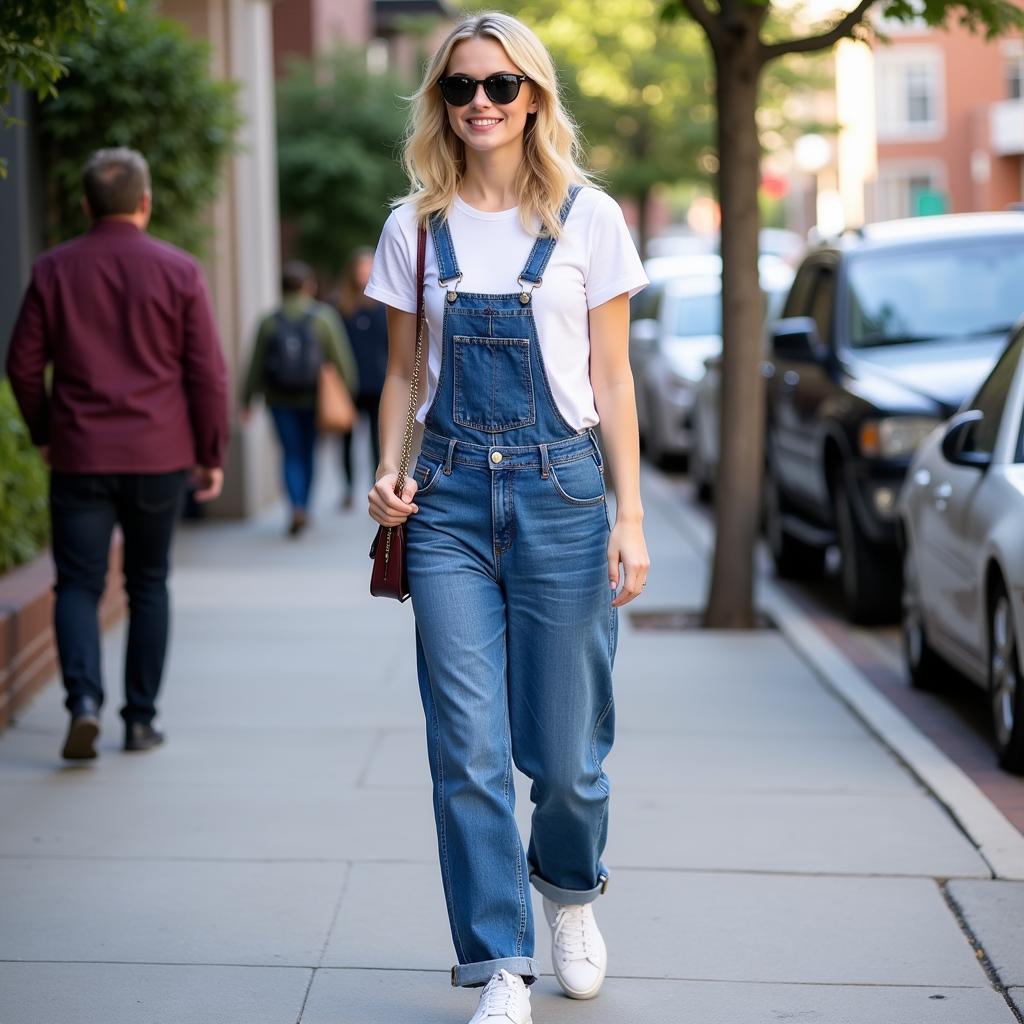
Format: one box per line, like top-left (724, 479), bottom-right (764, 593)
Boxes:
top-left (365, 188), bottom-right (648, 430)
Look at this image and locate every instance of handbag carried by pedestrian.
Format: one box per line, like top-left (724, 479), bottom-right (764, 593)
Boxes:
top-left (316, 362), bottom-right (356, 434)
top-left (368, 222), bottom-right (427, 602)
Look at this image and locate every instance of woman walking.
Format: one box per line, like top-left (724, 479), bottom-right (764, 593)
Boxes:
top-left (335, 248), bottom-right (388, 509)
top-left (366, 13), bottom-right (649, 1023)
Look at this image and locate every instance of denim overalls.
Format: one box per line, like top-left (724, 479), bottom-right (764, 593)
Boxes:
top-left (405, 186), bottom-right (616, 987)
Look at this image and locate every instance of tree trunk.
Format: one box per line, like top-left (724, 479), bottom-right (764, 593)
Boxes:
top-left (704, 25), bottom-right (765, 629)
top-left (635, 183), bottom-right (653, 260)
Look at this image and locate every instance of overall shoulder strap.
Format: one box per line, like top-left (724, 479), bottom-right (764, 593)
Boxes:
top-left (428, 211), bottom-right (461, 286)
top-left (518, 184), bottom-right (585, 286)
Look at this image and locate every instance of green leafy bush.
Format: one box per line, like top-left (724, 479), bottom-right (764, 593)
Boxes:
top-left (36, 0), bottom-right (239, 254)
top-left (0, 380), bottom-right (49, 573)
top-left (277, 50), bottom-right (410, 274)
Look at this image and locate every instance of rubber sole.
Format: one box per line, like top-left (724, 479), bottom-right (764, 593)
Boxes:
top-left (62, 716), bottom-right (100, 760)
top-left (553, 958), bottom-right (607, 1001)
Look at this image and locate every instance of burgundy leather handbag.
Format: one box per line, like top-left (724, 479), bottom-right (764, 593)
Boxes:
top-left (369, 223), bottom-right (427, 602)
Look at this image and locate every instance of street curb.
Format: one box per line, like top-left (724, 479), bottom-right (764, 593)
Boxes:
top-left (641, 467), bottom-right (1024, 882)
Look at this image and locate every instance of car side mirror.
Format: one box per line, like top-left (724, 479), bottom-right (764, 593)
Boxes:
top-left (940, 410), bottom-right (992, 470)
top-left (630, 318), bottom-right (659, 351)
top-left (771, 317), bottom-right (822, 361)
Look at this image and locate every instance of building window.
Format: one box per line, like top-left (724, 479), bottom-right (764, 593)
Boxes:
top-left (872, 164), bottom-right (947, 221)
top-left (1005, 46), bottom-right (1024, 100)
top-left (875, 48), bottom-right (944, 140)
top-left (906, 65), bottom-right (933, 123)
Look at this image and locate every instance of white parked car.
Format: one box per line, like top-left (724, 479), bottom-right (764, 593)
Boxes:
top-left (899, 322), bottom-right (1024, 773)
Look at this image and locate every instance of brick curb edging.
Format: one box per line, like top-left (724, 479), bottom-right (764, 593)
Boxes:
top-left (0, 543), bottom-right (126, 730)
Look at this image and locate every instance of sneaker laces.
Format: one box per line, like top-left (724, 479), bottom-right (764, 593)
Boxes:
top-left (481, 970), bottom-right (523, 1017)
top-left (553, 904), bottom-right (592, 961)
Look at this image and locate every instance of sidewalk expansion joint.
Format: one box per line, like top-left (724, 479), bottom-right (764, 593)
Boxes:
top-left (940, 880), bottom-right (1024, 1024)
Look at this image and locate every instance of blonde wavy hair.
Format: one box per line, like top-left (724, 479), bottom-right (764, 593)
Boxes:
top-left (399, 11), bottom-right (591, 239)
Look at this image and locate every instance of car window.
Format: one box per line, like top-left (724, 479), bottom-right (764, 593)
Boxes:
top-left (808, 266), bottom-right (836, 343)
top-left (669, 291), bottom-right (721, 337)
top-left (630, 282), bottom-right (662, 322)
top-left (963, 331), bottom-right (1024, 456)
top-left (846, 240), bottom-right (1024, 349)
top-left (782, 262), bottom-right (817, 318)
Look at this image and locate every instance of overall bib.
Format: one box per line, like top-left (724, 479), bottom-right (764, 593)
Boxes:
top-left (406, 186), bottom-right (616, 988)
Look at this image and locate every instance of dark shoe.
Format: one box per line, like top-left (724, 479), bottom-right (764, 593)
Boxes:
top-left (287, 510), bottom-right (308, 537)
top-left (62, 698), bottom-right (101, 761)
top-left (124, 722), bottom-right (165, 752)
top-left (340, 493), bottom-right (355, 512)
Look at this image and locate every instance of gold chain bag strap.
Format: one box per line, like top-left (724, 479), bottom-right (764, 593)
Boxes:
top-left (369, 222), bottom-right (427, 601)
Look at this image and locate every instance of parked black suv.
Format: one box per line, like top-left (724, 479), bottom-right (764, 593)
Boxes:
top-left (764, 212), bottom-right (1024, 623)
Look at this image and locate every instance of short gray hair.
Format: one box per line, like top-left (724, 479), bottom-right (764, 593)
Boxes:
top-left (83, 147), bottom-right (151, 218)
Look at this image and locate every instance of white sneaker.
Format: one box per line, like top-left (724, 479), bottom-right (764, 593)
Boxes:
top-left (543, 898), bottom-right (607, 1000)
top-left (467, 970), bottom-right (532, 1024)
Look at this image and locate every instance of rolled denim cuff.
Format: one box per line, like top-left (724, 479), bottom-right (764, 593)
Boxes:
top-left (529, 869), bottom-right (608, 905)
top-left (451, 957), bottom-right (540, 988)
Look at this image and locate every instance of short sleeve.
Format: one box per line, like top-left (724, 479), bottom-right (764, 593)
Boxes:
top-left (583, 192), bottom-right (649, 310)
top-left (365, 208), bottom-right (417, 314)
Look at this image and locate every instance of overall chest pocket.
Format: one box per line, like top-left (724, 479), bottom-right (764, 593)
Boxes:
top-left (453, 335), bottom-right (535, 433)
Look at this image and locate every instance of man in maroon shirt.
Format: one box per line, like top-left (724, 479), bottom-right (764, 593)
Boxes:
top-left (6, 147), bottom-right (229, 760)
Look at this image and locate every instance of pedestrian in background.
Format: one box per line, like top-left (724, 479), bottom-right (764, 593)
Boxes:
top-left (366, 13), bottom-right (649, 1024)
top-left (5, 147), bottom-right (229, 762)
top-left (241, 261), bottom-right (357, 536)
top-left (334, 247), bottom-right (388, 510)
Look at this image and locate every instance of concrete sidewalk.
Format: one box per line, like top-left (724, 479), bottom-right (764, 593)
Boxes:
top-left (0, 452), bottom-right (1021, 1024)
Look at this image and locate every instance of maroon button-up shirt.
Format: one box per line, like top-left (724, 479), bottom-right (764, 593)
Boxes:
top-left (6, 220), bottom-right (229, 473)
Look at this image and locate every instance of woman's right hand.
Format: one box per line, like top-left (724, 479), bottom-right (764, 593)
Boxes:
top-left (369, 471), bottom-right (420, 526)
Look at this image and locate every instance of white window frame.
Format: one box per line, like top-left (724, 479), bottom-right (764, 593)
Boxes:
top-left (1003, 40), bottom-right (1024, 100)
top-left (874, 46), bottom-right (946, 142)
top-left (869, 159), bottom-right (947, 221)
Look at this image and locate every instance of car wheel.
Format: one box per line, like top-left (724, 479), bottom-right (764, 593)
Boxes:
top-left (901, 541), bottom-right (951, 691)
top-left (644, 387), bottom-right (666, 467)
top-left (833, 476), bottom-right (901, 624)
top-left (989, 579), bottom-right (1024, 774)
top-left (763, 463), bottom-right (825, 580)
top-left (689, 417), bottom-right (713, 504)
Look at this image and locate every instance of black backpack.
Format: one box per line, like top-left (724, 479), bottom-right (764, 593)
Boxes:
top-left (264, 310), bottom-right (322, 393)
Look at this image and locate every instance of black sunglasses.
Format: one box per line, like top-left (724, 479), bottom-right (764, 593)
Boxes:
top-left (438, 73), bottom-right (528, 107)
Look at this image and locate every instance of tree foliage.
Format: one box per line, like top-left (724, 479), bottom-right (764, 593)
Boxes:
top-left (0, 380), bottom-right (48, 573)
top-left (0, 1), bottom-right (115, 117)
top-left (663, 0), bottom-right (1024, 628)
top-left (277, 50), bottom-right (411, 275)
top-left (463, 0), bottom-right (829, 253)
top-left (501, 0), bottom-right (711, 245)
top-left (0, 0), bottom-right (118, 176)
top-left (35, 0), bottom-right (240, 254)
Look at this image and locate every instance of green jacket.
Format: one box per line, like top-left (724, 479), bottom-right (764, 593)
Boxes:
top-left (242, 295), bottom-right (358, 410)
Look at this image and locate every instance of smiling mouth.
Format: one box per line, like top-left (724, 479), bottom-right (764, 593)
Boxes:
top-left (467, 117), bottom-right (503, 128)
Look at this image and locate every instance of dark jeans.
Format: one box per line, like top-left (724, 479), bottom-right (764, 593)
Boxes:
top-left (50, 471), bottom-right (188, 724)
top-left (270, 406), bottom-right (317, 511)
top-left (341, 393), bottom-right (381, 493)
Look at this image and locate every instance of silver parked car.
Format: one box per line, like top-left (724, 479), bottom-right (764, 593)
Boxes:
top-left (630, 255), bottom-right (793, 467)
top-left (688, 257), bottom-right (795, 498)
top-left (630, 272), bottom-right (724, 465)
top-left (899, 323), bottom-right (1024, 772)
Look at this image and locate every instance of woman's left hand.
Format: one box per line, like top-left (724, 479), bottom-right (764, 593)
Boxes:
top-left (608, 519), bottom-right (650, 607)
